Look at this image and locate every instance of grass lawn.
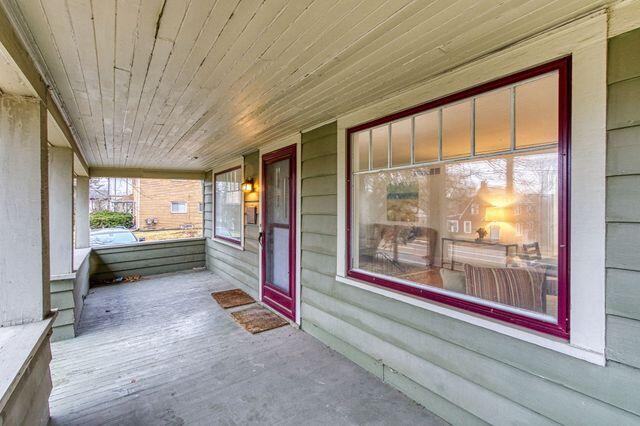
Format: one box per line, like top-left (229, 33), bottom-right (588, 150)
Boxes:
top-left (133, 228), bottom-right (203, 242)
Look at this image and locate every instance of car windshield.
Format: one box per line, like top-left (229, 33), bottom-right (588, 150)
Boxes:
top-left (90, 231), bottom-right (137, 247)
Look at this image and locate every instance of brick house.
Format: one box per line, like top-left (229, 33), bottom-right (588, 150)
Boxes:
top-left (134, 179), bottom-right (203, 231)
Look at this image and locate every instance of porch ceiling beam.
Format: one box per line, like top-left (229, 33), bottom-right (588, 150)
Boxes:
top-left (0, 1), bottom-right (44, 98)
top-left (46, 92), bottom-right (89, 175)
top-left (89, 167), bottom-right (205, 181)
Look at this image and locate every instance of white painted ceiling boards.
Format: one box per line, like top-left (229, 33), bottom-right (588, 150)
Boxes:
top-left (1, 0), bottom-right (612, 171)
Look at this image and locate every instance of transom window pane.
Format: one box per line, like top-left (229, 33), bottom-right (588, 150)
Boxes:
top-left (516, 72), bottom-right (559, 148)
top-left (371, 125), bottom-right (389, 169)
top-left (475, 88), bottom-right (511, 154)
top-left (353, 130), bottom-right (370, 171)
top-left (442, 100), bottom-right (471, 159)
top-left (414, 111), bottom-right (439, 163)
top-left (214, 167), bottom-right (242, 243)
top-left (391, 118), bottom-right (412, 166)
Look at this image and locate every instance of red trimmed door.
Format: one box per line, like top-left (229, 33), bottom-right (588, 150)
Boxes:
top-left (260, 144), bottom-right (296, 320)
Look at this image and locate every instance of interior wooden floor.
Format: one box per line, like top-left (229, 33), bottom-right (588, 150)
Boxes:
top-left (49, 269), bottom-right (445, 425)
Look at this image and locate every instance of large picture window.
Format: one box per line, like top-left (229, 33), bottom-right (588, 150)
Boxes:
top-left (347, 58), bottom-right (570, 338)
top-left (214, 167), bottom-right (243, 244)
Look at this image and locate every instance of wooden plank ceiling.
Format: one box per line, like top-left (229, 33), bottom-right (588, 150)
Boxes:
top-left (7, 0), bottom-right (609, 171)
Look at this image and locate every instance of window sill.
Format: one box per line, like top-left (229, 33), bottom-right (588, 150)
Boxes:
top-left (0, 315), bottom-right (56, 412)
top-left (335, 274), bottom-right (606, 366)
top-left (212, 237), bottom-right (244, 251)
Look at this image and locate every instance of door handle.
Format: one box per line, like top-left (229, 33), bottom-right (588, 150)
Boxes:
top-left (258, 231), bottom-right (264, 247)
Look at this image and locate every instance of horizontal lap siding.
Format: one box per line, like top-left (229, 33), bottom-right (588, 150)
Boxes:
top-left (205, 152), bottom-right (260, 299)
top-left (299, 117), bottom-right (640, 424)
top-left (50, 278), bottom-right (76, 341)
top-left (606, 27), bottom-right (640, 370)
top-left (90, 239), bottom-right (206, 281)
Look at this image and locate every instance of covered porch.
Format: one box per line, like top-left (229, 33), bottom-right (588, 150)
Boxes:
top-left (49, 269), bottom-right (440, 425)
top-left (2, 0), bottom-right (640, 425)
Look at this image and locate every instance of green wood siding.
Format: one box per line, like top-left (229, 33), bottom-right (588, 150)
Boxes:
top-left (90, 239), bottom-right (205, 282)
top-left (606, 26), bottom-right (640, 372)
top-left (50, 252), bottom-right (91, 341)
top-left (204, 153), bottom-right (260, 299)
top-left (299, 80), bottom-right (640, 423)
top-left (50, 277), bottom-right (75, 341)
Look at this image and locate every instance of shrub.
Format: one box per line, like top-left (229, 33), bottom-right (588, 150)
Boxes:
top-left (90, 210), bottom-right (133, 229)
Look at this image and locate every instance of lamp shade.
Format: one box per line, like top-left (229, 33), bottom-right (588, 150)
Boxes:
top-left (241, 178), bottom-right (254, 193)
top-left (484, 206), bottom-right (508, 222)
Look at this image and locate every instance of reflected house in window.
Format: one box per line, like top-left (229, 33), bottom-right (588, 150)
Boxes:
top-left (447, 179), bottom-right (556, 258)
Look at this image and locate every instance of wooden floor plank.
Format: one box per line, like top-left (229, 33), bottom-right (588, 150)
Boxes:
top-left (49, 269), bottom-right (444, 425)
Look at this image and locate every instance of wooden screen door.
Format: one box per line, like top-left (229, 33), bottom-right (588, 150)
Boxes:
top-left (260, 144), bottom-right (297, 320)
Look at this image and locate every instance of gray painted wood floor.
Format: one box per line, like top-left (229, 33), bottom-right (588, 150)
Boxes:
top-left (49, 269), bottom-right (445, 426)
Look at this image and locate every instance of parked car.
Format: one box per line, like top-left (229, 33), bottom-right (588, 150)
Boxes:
top-left (90, 228), bottom-right (144, 247)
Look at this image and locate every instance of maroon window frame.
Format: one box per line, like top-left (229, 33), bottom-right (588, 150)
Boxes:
top-left (346, 57), bottom-right (571, 339)
top-left (213, 166), bottom-right (242, 245)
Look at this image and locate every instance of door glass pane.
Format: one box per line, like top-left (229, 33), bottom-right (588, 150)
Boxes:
top-left (414, 111), bottom-right (439, 163)
top-left (475, 88), bottom-right (511, 154)
top-left (265, 158), bottom-right (290, 293)
top-left (391, 118), bottom-right (412, 166)
top-left (353, 131), bottom-right (370, 171)
top-left (516, 72), bottom-right (559, 148)
top-left (442, 100), bottom-right (471, 159)
top-left (371, 125), bottom-right (389, 169)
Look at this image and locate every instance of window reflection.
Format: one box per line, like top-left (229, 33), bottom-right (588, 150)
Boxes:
top-left (442, 101), bottom-right (471, 159)
top-left (391, 119), bottom-right (412, 166)
top-left (215, 168), bottom-right (242, 242)
top-left (516, 73), bottom-right (559, 148)
top-left (352, 150), bottom-right (559, 320)
top-left (371, 126), bottom-right (389, 169)
top-left (414, 111), bottom-right (439, 163)
top-left (475, 88), bottom-right (511, 154)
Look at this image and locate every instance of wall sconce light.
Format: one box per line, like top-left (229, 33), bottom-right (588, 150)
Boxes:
top-left (241, 178), bottom-right (254, 193)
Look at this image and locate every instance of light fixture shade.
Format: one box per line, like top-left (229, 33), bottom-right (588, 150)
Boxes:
top-left (484, 206), bottom-right (508, 222)
top-left (241, 178), bottom-right (254, 193)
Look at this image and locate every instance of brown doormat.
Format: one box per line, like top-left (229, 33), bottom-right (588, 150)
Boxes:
top-left (230, 306), bottom-right (289, 334)
top-left (211, 289), bottom-right (255, 309)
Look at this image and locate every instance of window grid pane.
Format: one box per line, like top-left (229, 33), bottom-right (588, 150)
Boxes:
top-left (371, 125), bottom-right (389, 169)
top-left (442, 100), bottom-right (472, 159)
top-left (214, 168), bottom-right (242, 242)
top-left (475, 88), bottom-right (511, 154)
top-left (391, 118), bottom-right (412, 166)
top-left (414, 111), bottom-right (439, 163)
top-left (515, 72), bottom-right (559, 148)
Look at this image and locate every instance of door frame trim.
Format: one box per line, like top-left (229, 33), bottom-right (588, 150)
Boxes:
top-left (258, 133), bottom-right (301, 324)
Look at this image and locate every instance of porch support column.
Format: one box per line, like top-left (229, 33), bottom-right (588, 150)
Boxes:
top-left (75, 176), bottom-right (90, 249)
top-left (48, 146), bottom-right (74, 276)
top-left (0, 94), bottom-right (49, 326)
